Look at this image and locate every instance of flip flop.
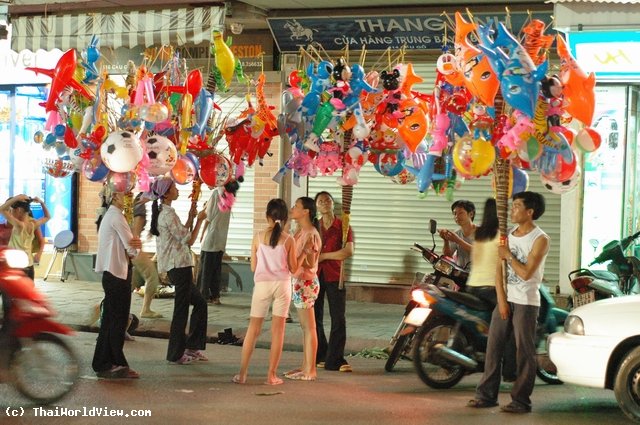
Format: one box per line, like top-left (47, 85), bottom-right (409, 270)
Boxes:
top-left (264, 377), bottom-right (284, 386)
top-left (286, 371), bottom-right (316, 381)
top-left (232, 375), bottom-right (246, 384)
top-left (339, 364), bottom-right (353, 373)
top-left (284, 368), bottom-right (302, 378)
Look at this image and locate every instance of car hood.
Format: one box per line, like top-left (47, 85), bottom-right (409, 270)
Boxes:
top-left (571, 295), bottom-right (640, 337)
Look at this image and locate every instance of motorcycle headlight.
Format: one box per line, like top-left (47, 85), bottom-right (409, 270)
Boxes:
top-left (434, 259), bottom-right (453, 275)
top-left (564, 315), bottom-right (585, 336)
top-left (1, 249), bottom-right (29, 269)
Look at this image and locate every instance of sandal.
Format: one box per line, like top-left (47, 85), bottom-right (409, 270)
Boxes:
top-left (264, 377), bottom-right (284, 386)
top-left (284, 368), bottom-right (302, 378)
top-left (285, 371), bottom-right (316, 381)
top-left (232, 374), bottom-right (246, 384)
top-left (466, 399), bottom-right (498, 408)
top-left (339, 364), bottom-right (353, 373)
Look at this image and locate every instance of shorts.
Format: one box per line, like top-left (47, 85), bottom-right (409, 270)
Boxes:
top-left (292, 277), bottom-right (320, 309)
top-left (249, 279), bottom-right (291, 318)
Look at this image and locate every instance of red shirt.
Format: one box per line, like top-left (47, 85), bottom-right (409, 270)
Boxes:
top-left (318, 217), bottom-right (354, 282)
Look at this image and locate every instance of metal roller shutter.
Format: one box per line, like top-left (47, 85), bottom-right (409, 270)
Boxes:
top-left (307, 52), bottom-right (562, 288)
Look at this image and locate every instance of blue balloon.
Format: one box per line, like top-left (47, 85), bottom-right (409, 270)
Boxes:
top-left (45, 133), bottom-right (57, 147)
top-left (54, 124), bottom-right (66, 138)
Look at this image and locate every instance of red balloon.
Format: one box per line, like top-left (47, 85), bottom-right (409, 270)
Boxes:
top-left (185, 70), bottom-right (203, 101)
top-left (64, 126), bottom-right (78, 148)
top-left (200, 154), bottom-right (231, 187)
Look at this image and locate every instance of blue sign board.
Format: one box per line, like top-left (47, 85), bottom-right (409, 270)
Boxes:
top-left (268, 11), bottom-right (553, 52)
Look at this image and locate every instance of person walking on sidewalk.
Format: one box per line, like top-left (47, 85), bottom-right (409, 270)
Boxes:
top-left (148, 177), bottom-right (209, 365)
top-left (0, 195), bottom-right (50, 279)
top-left (131, 192), bottom-right (162, 318)
top-left (92, 184), bottom-right (142, 379)
top-left (314, 191), bottom-right (354, 373)
top-left (197, 177), bottom-right (242, 305)
top-left (467, 191), bottom-right (549, 414)
top-left (233, 199), bottom-right (297, 385)
top-left (284, 196), bottom-right (322, 381)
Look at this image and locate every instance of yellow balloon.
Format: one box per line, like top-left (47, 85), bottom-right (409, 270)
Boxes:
top-left (74, 65), bottom-right (86, 84)
top-left (212, 31), bottom-right (236, 86)
top-left (70, 111), bottom-right (83, 130)
top-left (453, 135), bottom-right (495, 177)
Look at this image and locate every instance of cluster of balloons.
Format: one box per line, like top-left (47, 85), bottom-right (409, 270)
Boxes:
top-left (28, 32), bottom-right (247, 193)
top-left (273, 13), bottom-right (599, 197)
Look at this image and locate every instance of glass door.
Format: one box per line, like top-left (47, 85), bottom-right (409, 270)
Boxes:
top-left (624, 86), bottom-right (640, 257)
top-left (580, 85), bottom-right (628, 268)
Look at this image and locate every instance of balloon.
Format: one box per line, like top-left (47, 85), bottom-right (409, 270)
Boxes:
top-left (301, 61), bottom-right (333, 117)
top-left (575, 127), bottom-right (602, 152)
top-left (82, 156), bottom-right (110, 182)
top-left (556, 34), bottom-right (596, 126)
top-left (522, 20), bottom-right (554, 66)
top-left (405, 153), bottom-right (447, 193)
top-left (43, 158), bottom-right (74, 178)
top-left (54, 124), bottom-right (66, 138)
top-left (397, 98), bottom-right (427, 153)
top-left (199, 154), bottom-right (232, 187)
top-left (68, 147), bottom-right (85, 172)
top-left (146, 135), bottom-right (178, 176)
top-left (373, 150), bottom-right (405, 177)
top-left (510, 167), bottom-right (529, 196)
top-left (543, 149), bottom-right (577, 183)
top-left (107, 171), bottom-right (137, 193)
top-left (185, 152), bottom-right (200, 177)
top-left (170, 155), bottom-right (197, 185)
top-left (541, 166), bottom-right (581, 194)
top-left (452, 136), bottom-right (495, 177)
top-left (212, 31), bottom-right (236, 86)
top-left (34, 131), bottom-right (44, 144)
top-left (436, 53), bottom-right (457, 75)
top-left (64, 126), bottom-right (78, 148)
top-left (140, 102), bottom-right (169, 123)
top-left (100, 131), bottom-right (143, 173)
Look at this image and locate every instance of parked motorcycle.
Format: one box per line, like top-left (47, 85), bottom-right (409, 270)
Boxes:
top-left (569, 230), bottom-right (640, 308)
top-left (385, 219), bottom-right (469, 372)
top-left (405, 224), bottom-right (567, 389)
top-left (0, 247), bottom-right (79, 404)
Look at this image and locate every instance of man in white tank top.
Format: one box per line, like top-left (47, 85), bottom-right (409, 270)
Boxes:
top-left (468, 191), bottom-right (549, 414)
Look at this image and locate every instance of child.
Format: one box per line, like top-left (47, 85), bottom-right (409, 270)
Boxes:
top-left (233, 199), bottom-right (297, 385)
top-left (285, 197), bottom-right (321, 381)
top-left (148, 177), bottom-right (208, 365)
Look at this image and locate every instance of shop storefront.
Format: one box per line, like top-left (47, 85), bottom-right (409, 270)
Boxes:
top-left (268, 7), bottom-right (569, 289)
top-left (552, 0), bottom-right (640, 272)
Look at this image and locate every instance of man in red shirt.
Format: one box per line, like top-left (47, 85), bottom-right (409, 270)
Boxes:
top-left (314, 191), bottom-right (355, 372)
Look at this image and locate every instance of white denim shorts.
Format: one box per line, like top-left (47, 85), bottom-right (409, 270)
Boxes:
top-left (249, 279), bottom-right (292, 318)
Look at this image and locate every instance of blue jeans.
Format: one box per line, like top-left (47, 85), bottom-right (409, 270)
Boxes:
top-left (475, 302), bottom-right (539, 409)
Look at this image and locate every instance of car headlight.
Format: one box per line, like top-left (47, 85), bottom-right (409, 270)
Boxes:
top-left (564, 315), bottom-right (585, 335)
top-left (434, 260), bottom-right (453, 275)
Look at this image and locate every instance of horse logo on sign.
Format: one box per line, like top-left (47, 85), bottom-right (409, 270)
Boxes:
top-left (283, 19), bottom-right (317, 42)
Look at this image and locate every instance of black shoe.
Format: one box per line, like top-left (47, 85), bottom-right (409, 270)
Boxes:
top-left (467, 399), bottom-right (498, 408)
top-left (500, 402), bottom-right (531, 414)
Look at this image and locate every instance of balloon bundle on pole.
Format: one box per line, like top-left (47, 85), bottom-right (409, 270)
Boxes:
top-left (339, 123), bottom-right (354, 290)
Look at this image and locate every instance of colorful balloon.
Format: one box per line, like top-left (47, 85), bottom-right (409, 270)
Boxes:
top-left (170, 155), bottom-right (197, 185)
top-left (100, 131), bottom-right (143, 173)
top-left (199, 154), bottom-right (232, 187)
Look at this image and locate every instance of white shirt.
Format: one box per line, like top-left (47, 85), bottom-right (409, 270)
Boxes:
top-left (155, 204), bottom-right (193, 273)
top-left (506, 225), bottom-right (549, 307)
top-left (201, 187), bottom-right (232, 253)
top-left (94, 206), bottom-right (139, 280)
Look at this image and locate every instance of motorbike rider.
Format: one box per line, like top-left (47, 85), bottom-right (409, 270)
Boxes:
top-left (438, 200), bottom-right (475, 269)
top-left (468, 191), bottom-right (549, 414)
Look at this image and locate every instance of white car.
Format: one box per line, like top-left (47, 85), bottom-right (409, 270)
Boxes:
top-left (549, 295), bottom-right (640, 422)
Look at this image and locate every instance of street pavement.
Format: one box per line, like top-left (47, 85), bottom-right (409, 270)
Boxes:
top-left (35, 277), bottom-right (405, 355)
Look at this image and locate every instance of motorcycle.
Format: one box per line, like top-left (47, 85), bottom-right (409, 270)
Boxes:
top-left (385, 219), bottom-right (469, 372)
top-left (405, 223), bottom-right (568, 389)
top-left (569, 230), bottom-right (640, 308)
top-left (0, 247), bottom-right (79, 404)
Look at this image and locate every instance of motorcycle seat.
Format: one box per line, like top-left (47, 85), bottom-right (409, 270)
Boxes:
top-left (574, 269), bottom-right (618, 282)
top-left (440, 287), bottom-right (493, 311)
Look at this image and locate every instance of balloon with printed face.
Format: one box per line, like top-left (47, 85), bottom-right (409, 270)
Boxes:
top-left (146, 135), bottom-right (178, 176)
top-left (397, 98), bottom-right (427, 153)
top-left (199, 154), bottom-right (232, 187)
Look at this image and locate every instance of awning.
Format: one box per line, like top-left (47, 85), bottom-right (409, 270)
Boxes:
top-left (11, 6), bottom-right (225, 52)
top-left (547, 0), bottom-right (640, 31)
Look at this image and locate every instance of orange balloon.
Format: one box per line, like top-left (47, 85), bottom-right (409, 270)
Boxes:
top-left (397, 99), bottom-right (427, 152)
top-left (556, 34), bottom-right (596, 126)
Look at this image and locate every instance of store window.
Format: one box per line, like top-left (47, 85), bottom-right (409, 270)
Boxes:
top-left (0, 85), bottom-right (73, 238)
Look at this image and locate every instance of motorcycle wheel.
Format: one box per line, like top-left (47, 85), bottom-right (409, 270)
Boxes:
top-left (412, 316), bottom-right (466, 389)
top-left (385, 329), bottom-right (413, 372)
top-left (10, 332), bottom-right (79, 405)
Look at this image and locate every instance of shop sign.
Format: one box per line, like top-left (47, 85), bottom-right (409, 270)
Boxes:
top-left (0, 48), bottom-right (63, 84)
top-left (569, 31), bottom-right (640, 79)
top-left (267, 11), bottom-right (552, 52)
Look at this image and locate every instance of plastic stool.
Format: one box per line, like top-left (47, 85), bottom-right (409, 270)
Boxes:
top-left (43, 230), bottom-right (77, 282)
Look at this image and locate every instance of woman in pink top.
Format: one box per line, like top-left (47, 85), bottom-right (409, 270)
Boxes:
top-left (233, 198), bottom-right (297, 385)
top-left (285, 196), bottom-right (321, 381)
